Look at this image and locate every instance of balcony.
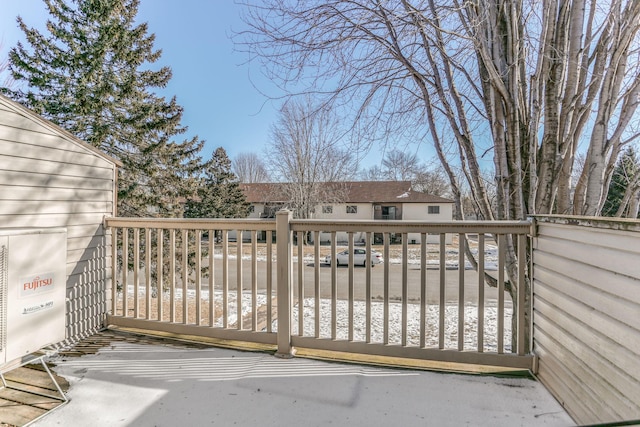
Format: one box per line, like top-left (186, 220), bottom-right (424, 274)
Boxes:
top-left (10, 214), bottom-right (638, 426)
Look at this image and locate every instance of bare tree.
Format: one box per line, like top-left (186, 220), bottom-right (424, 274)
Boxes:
top-left (359, 165), bottom-right (384, 181)
top-left (239, 0), bottom-right (640, 214)
top-left (267, 97), bottom-right (356, 219)
top-left (239, 0), bottom-right (640, 350)
top-left (233, 152), bottom-right (270, 183)
top-left (413, 167), bottom-right (451, 198)
top-left (361, 149), bottom-right (420, 180)
top-left (381, 149), bottom-right (420, 181)
top-left (362, 150), bottom-right (452, 196)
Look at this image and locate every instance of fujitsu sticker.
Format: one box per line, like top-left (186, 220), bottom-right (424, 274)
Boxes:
top-left (19, 273), bottom-right (56, 298)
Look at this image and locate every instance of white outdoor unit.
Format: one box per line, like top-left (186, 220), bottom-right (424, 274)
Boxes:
top-left (0, 228), bottom-right (67, 369)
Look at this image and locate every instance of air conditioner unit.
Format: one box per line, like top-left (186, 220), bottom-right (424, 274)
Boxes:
top-left (0, 228), bottom-right (67, 369)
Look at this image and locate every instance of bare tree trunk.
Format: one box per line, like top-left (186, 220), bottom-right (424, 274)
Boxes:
top-left (239, 0), bottom-right (640, 355)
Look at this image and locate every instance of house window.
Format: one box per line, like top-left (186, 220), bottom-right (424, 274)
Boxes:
top-left (322, 205), bottom-right (333, 214)
top-left (346, 205), bottom-right (358, 214)
top-left (428, 205), bottom-right (440, 214)
top-left (249, 205), bottom-right (255, 213)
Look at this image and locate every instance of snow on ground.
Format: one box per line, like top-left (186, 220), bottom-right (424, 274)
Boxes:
top-left (289, 298), bottom-right (512, 352)
top-left (128, 286), bottom-right (512, 353)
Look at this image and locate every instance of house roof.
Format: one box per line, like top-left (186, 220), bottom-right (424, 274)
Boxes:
top-left (241, 181), bottom-right (454, 204)
top-left (0, 93), bottom-right (122, 167)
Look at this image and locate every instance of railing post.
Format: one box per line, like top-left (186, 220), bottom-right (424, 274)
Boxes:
top-left (275, 209), bottom-right (295, 358)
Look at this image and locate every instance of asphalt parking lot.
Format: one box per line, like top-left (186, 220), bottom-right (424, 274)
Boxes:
top-left (210, 259), bottom-right (506, 306)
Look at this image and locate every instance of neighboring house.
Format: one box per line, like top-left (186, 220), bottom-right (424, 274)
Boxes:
top-left (242, 181), bottom-right (454, 244)
top-left (0, 94), bottom-right (120, 346)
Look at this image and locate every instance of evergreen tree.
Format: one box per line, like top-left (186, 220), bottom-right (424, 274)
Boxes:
top-left (185, 147), bottom-right (251, 219)
top-left (602, 146), bottom-right (640, 217)
top-left (5, 0), bottom-right (204, 217)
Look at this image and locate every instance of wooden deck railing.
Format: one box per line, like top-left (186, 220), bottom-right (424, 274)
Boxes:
top-left (105, 212), bottom-right (534, 369)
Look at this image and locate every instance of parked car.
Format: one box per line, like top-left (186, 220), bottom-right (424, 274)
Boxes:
top-left (325, 248), bottom-right (383, 267)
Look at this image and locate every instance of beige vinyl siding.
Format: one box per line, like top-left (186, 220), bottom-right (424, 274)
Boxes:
top-left (400, 202), bottom-right (454, 243)
top-left (532, 217), bottom-right (640, 425)
top-left (0, 96), bottom-right (117, 345)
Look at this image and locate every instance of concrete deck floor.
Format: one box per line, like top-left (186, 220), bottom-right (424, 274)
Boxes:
top-left (32, 330), bottom-right (574, 427)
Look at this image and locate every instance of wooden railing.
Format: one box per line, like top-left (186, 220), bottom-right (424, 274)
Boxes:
top-left (105, 212), bottom-right (534, 369)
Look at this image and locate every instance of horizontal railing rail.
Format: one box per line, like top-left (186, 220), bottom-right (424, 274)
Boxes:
top-left (105, 213), bottom-right (534, 369)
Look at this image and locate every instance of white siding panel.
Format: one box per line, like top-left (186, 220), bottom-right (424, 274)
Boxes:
top-left (0, 213), bottom-right (109, 228)
top-left (534, 250), bottom-right (640, 306)
top-left (0, 122), bottom-right (95, 156)
top-left (0, 184), bottom-right (113, 203)
top-left (1, 154), bottom-right (113, 180)
top-left (535, 264), bottom-right (640, 330)
top-left (66, 233), bottom-right (108, 252)
top-left (535, 336), bottom-right (619, 423)
top-left (533, 217), bottom-right (640, 425)
top-left (0, 169), bottom-right (113, 190)
top-left (534, 285), bottom-right (640, 380)
top-left (535, 234), bottom-right (640, 280)
top-left (534, 311), bottom-right (639, 421)
top-left (536, 221), bottom-right (640, 252)
top-left (402, 203), bottom-right (453, 221)
top-left (0, 138), bottom-right (109, 169)
top-left (0, 200), bottom-right (111, 215)
top-left (0, 107), bottom-right (57, 133)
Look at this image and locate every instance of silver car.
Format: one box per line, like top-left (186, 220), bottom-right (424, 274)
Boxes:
top-left (325, 248), bottom-right (383, 267)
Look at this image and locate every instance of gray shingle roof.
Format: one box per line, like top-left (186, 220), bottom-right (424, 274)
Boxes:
top-left (241, 181), bottom-right (454, 204)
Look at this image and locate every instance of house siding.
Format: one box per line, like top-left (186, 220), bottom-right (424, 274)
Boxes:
top-left (532, 216), bottom-right (640, 425)
top-left (402, 202), bottom-right (454, 243)
top-left (0, 97), bottom-right (117, 346)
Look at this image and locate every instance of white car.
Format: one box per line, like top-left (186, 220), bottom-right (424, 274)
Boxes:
top-left (325, 249), bottom-right (383, 267)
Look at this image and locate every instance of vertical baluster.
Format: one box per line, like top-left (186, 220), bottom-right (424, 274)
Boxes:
top-left (169, 229), bottom-right (176, 323)
top-left (517, 233), bottom-right (526, 356)
top-left (237, 231), bottom-right (243, 330)
top-left (266, 230), bottom-right (273, 333)
top-left (182, 229), bottom-right (188, 324)
top-left (252, 230), bottom-right (258, 331)
top-left (314, 231), bottom-right (320, 338)
top-left (458, 233), bottom-right (465, 351)
top-left (209, 229), bottom-right (215, 327)
top-left (222, 230), bottom-right (228, 328)
top-left (331, 231), bottom-right (337, 340)
top-left (195, 230), bottom-right (202, 326)
top-left (497, 234), bottom-right (505, 354)
top-left (402, 233), bottom-right (408, 346)
top-left (298, 231), bottom-right (304, 336)
top-left (133, 228), bottom-right (140, 318)
top-left (365, 232), bottom-right (372, 343)
top-left (420, 233), bottom-right (427, 348)
top-left (145, 228), bottom-right (151, 320)
top-left (348, 232), bottom-right (354, 341)
top-left (157, 229), bottom-right (164, 322)
top-left (383, 232), bottom-right (390, 345)
top-left (439, 233), bottom-right (445, 349)
top-left (477, 233), bottom-right (485, 352)
top-left (111, 227), bottom-right (118, 316)
top-left (122, 228), bottom-right (128, 318)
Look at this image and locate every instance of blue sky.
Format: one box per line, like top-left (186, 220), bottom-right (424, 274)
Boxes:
top-left (0, 0), bottom-right (280, 162)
